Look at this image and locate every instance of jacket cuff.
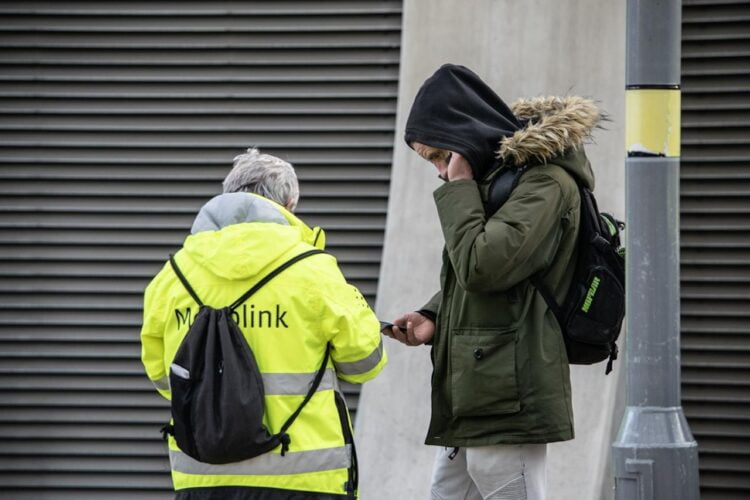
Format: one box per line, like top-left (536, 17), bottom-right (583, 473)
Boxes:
top-left (433, 180), bottom-right (485, 235)
top-left (416, 309), bottom-right (436, 323)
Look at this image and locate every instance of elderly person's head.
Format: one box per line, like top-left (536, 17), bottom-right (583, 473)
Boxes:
top-left (222, 148), bottom-right (300, 212)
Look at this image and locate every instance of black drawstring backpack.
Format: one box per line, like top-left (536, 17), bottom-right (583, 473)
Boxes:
top-left (162, 249), bottom-right (329, 464)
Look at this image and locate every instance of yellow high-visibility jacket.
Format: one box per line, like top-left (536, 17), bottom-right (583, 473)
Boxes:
top-left (140, 193), bottom-right (386, 498)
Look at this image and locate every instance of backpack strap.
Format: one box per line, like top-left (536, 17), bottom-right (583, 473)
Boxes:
top-left (529, 275), bottom-right (566, 334)
top-left (275, 343), bottom-right (331, 456)
top-left (169, 255), bottom-right (204, 307)
top-left (229, 249), bottom-right (325, 310)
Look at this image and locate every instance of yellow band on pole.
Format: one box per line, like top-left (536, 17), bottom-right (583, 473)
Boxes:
top-left (626, 89), bottom-right (681, 157)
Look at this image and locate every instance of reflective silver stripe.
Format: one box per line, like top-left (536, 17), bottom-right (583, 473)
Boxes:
top-left (151, 376), bottom-right (170, 391)
top-left (170, 363), bottom-right (190, 380)
top-left (262, 368), bottom-right (336, 396)
top-left (151, 370), bottom-right (334, 395)
top-left (170, 445), bottom-right (351, 476)
top-left (333, 339), bottom-right (384, 376)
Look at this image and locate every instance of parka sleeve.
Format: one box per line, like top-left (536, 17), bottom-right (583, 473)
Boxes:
top-left (320, 282), bottom-right (387, 384)
top-left (433, 172), bottom-right (567, 293)
top-left (419, 290), bottom-right (441, 320)
top-left (140, 275), bottom-right (171, 400)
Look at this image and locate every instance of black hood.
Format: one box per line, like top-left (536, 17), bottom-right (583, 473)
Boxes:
top-left (404, 64), bottom-right (522, 179)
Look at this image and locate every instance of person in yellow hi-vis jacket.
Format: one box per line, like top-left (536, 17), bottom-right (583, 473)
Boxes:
top-left (140, 148), bottom-right (386, 500)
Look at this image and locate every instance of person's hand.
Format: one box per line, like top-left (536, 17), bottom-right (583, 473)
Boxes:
top-left (383, 312), bottom-right (435, 346)
top-left (447, 152), bottom-right (473, 181)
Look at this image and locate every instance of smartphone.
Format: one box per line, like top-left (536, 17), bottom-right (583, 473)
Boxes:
top-left (379, 321), bottom-right (407, 333)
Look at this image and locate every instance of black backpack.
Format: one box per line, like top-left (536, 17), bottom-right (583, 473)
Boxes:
top-left (487, 166), bottom-right (625, 374)
top-left (162, 249), bottom-right (328, 464)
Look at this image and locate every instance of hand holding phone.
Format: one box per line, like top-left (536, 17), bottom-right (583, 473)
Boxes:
top-left (379, 320), bottom-right (407, 333)
top-left (381, 312), bottom-right (436, 346)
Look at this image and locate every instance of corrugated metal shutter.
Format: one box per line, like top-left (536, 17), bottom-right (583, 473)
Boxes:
top-left (0, 1), bottom-right (401, 497)
top-left (681, 1), bottom-right (750, 498)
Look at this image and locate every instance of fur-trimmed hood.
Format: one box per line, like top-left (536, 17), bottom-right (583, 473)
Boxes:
top-left (497, 96), bottom-right (599, 189)
top-left (497, 96), bottom-right (601, 165)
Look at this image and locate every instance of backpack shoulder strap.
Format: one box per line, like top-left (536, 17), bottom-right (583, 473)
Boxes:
top-left (169, 255), bottom-right (204, 307)
top-left (229, 249), bottom-right (325, 310)
top-left (529, 275), bottom-right (566, 333)
top-left (275, 342), bottom-right (331, 456)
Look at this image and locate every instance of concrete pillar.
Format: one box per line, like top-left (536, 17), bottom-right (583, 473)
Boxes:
top-left (355, 1), bottom-right (626, 498)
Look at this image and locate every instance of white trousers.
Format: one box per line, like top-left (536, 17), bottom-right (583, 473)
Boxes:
top-left (429, 444), bottom-right (547, 500)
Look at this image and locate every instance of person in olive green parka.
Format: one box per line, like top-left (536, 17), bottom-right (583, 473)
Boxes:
top-left (384, 64), bottom-right (602, 500)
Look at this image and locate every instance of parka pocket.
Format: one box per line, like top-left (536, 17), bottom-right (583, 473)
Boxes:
top-left (450, 328), bottom-right (520, 417)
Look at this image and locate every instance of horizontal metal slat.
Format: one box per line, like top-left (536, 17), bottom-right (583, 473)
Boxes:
top-left (682, 368), bottom-right (750, 385)
top-left (681, 302), bottom-right (750, 318)
top-left (683, 349), bottom-right (750, 367)
top-left (683, 22), bottom-right (750, 41)
top-left (0, 244), bottom-right (384, 264)
top-left (681, 198), bottom-right (750, 214)
top-left (681, 180), bottom-right (750, 195)
top-left (0, 392), bottom-right (166, 411)
top-left (683, 385), bottom-right (750, 403)
top-left (0, 98), bottom-right (399, 114)
top-left (0, 284), bottom-right (378, 305)
top-left (681, 162), bottom-right (750, 178)
top-left (691, 419), bottom-right (750, 437)
top-left (0, 407), bottom-right (167, 424)
top-left (0, 114), bottom-right (397, 131)
top-left (0, 260), bottom-right (380, 279)
top-left (680, 234), bottom-right (750, 249)
top-left (699, 453), bottom-right (750, 472)
top-left (0, 196), bottom-right (389, 213)
top-left (0, 63), bottom-right (400, 80)
top-left (0, 490), bottom-right (170, 499)
top-left (0, 13), bottom-right (402, 31)
top-left (684, 402), bottom-right (750, 422)
top-left (0, 464), bottom-right (170, 480)
top-left (0, 166), bottom-right (393, 181)
top-left (682, 94), bottom-right (750, 110)
top-left (0, 439), bottom-right (167, 457)
top-left (682, 317), bottom-right (750, 333)
top-left (681, 213), bottom-right (750, 230)
top-left (0, 179), bottom-right (390, 196)
top-left (0, 212), bottom-right (387, 230)
top-left (0, 422), bottom-right (171, 440)
top-left (0, 325), bottom-right (136, 343)
top-left (0, 3), bottom-right (402, 17)
top-left (0, 474), bottom-right (171, 490)
top-left (683, 40), bottom-right (750, 59)
top-left (683, 126), bottom-right (750, 143)
top-left (683, 3), bottom-right (750, 23)
top-left (0, 128), bottom-right (396, 145)
top-left (0, 33), bottom-right (402, 50)
top-left (0, 228), bottom-right (385, 246)
top-left (0, 342), bottom-right (140, 359)
top-left (0, 374), bottom-right (166, 392)
top-left (0, 49), bottom-right (401, 66)
top-left (683, 333), bottom-right (750, 352)
top-left (683, 114), bottom-right (750, 128)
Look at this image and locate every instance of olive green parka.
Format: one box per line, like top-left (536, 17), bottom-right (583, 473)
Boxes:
top-left (421, 96), bottom-right (601, 447)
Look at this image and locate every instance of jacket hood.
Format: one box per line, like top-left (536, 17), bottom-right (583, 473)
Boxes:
top-left (404, 64), bottom-right (523, 179)
top-left (497, 96), bottom-right (601, 189)
top-left (182, 193), bottom-right (325, 280)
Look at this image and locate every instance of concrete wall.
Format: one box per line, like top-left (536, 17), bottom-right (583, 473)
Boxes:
top-left (355, 1), bottom-right (626, 498)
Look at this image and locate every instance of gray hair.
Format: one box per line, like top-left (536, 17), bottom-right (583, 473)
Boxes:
top-left (222, 148), bottom-right (300, 212)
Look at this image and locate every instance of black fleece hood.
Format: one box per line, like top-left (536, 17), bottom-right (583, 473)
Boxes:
top-left (404, 64), bottom-right (522, 179)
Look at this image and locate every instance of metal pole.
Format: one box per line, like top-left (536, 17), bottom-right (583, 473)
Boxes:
top-left (612, 1), bottom-right (700, 499)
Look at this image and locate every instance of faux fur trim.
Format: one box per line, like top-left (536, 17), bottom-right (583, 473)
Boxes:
top-left (496, 96), bottom-right (601, 165)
